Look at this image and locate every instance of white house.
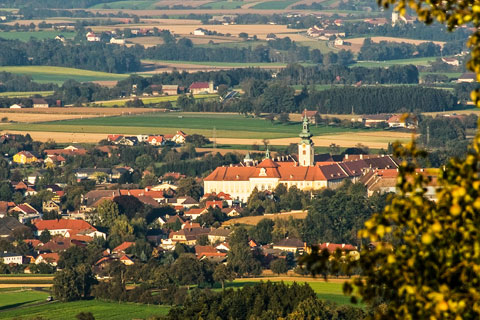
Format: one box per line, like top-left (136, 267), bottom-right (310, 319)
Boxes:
top-left (0, 252), bottom-right (23, 264)
top-left (193, 28), bottom-right (206, 36)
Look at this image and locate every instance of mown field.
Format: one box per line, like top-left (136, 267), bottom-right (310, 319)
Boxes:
top-left (6, 113), bottom-right (367, 139)
top-left (251, 0), bottom-right (300, 9)
top-left (354, 56), bottom-right (438, 68)
top-left (0, 31), bottom-right (75, 41)
top-left (200, 1), bottom-right (247, 9)
top-left (0, 66), bottom-right (129, 84)
top-left (96, 93), bottom-right (216, 107)
top-left (0, 296), bottom-right (170, 320)
top-left (90, 0), bottom-right (158, 9)
top-left (0, 91), bottom-right (54, 98)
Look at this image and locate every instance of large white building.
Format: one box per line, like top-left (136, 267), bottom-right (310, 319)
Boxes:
top-left (204, 116), bottom-right (398, 202)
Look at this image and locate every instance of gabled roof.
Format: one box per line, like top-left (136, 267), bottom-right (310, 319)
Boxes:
top-left (11, 203), bottom-right (39, 215)
top-left (34, 219), bottom-right (96, 232)
top-left (113, 241), bottom-right (135, 253)
top-left (319, 243), bottom-right (357, 252)
top-left (189, 82), bottom-right (210, 89)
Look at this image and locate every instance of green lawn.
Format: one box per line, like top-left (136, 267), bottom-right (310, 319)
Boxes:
top-left (251, 0), bottom-right (300, 9)
top-left (0, 298), bottom-right (170, 320)
top-left (0, 31), bottom-right (75, 41)
top-left (228, 279), bottom-right (358, 306)
top-left (0, 66), bottom-right (129, 84)
top-left (11, 113), bottom-right (370, 139)
top-left (0, 91), bottom-right (54, 98)
top-left (354, 56), bottom-right (437, 68)
top-left (298, 40), bottom-right (339, 53)
top-left (200, 1), bottom-right (246, 9)
top-left (90, 0), bottom-right (157, 9)
top-left (0, 288), bottom-right (50, 311)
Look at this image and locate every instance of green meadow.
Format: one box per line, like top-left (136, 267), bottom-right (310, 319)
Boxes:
top-left (200, 1), bottom-right (246, 9)
top-left (0, 66), bottom-right (129, 84)
top-left (97, 94), bottom-right (216, 107)
top-left (142, 59), bottom-right (286, 68)
top-left (0, 31), bottom-right (75, 41)
top-left (0, 91), bottom-right (54, 98)
top-left (252, 0), bottom-right (300, 9)
top-left (0, 298), bottom-right (170, 320)
top-left (90, 0), bottom-right (157, 9)
top-left (8, 113), bottom-right (369, 139)
top-left (354, 56), bottom-right (437, 68)
top-left (0, 288), bottom-right (50, 310)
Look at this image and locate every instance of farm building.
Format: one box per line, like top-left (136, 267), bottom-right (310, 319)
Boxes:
top-left (13, 151), bottom-right (38, 164)
top-left (162, 84), bottom-right (179, 95)
top-left (32, 98), bottom-right (49, 108)
top-left (189, 81), bottom-right (216, 94)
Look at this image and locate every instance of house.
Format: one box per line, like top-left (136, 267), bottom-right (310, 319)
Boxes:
top-left (32, 98), bottom-right (49, 108)
top-left (206, 200), bottom-right (223, 209)
top-left (272, 238), bottom-right (305, 253)
top-left (9, 104), bottom-right (23, 109)
top-left (113, 242), bottom-right (135, 254)
top-left (33, 219), bottom-right (104, 239)
top-left (120, 255), bottom-right (134, 265)
top-left (9, 204), bottom-right (41, 223)
top-left (266, 33), bottom-right (276, 41)
top-left (195, 245), bottom-right (227, 261)
top-left (457, 72), bottom-right (476, 83)
top-left (55, 35), bottom-right (66, 43)
top-left (301, 109), bottom-right (319, 124)
top-left (75, 168), bottom-right (112, 182)
top-left (44, 155), bottom-right (66, 166)
top-left (387, 115), bottom-right (407, 128)
top-left (221, 207), bottom-right (242, 217)
top-left (0, 252), bottom-right (24, 264)
top-left (162, 85), bottom-right (179, 95)
top-left (43, 200), bottom-right (61, 214)
top-left (13, 151), bottom-right (38, 164)
top-left (208, 228), bottom-right (231, 243)
top-left (44, 146), bottom-right (87, 157)
top-left (172, 131), bottom-right (188, 144)
top-left (189, 81), bottom-right (215, 94)
top-left (334, 37), bottom-right (344, 46)
top-left (86, 31), bottom-right (100, 42)
top-left (107, 134), bottom-right (123, 143)
top-left (193, 28), bottom-right (207, 36)
top-left (110, 37), bottom-right (126, 45)
top-left (184, 207), bottom-right (208, 220)
top-left (442, 57), bottom-right (460, 66)
top-left (169, 227), bottom-right (211, 245)
top-left (35, 253), bottom-right (60, 266)
top-left (147, 135), bottom-right (165, 146)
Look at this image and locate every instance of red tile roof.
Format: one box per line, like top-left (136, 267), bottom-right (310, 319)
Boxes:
top-left (113, 241), bottom-right (135, 253)
top-left (34, 219), bottom-right (96, 232)
top-left (319, 243), bottom-right (357, 252)
top-left (189, 82), bottom-right (210, 89)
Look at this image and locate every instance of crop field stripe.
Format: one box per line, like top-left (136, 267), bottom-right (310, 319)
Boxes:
top-left (0, 91), bottom-right (54, 97)
top-left (0, 31), bottom-right (75, 41)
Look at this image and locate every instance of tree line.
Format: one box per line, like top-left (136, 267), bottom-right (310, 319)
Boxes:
top-left (0, 0), bottom-right (114, 8)
top-left (358, 38), bottom-right (442, 61)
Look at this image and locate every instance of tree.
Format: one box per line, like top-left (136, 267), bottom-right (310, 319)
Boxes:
top-left (53, 264), bottom-right (96, 302)
top-left (249, 218), bottom-right (274, 245)
top-left (177, 177), bottom-right (203, 201)
top-left (39, 229), bottom-right (51, 244)
top-left (227, 226), bottom-right (262, 277)
top-left (97, 199), bottom-right (119, 228)
top-left (171, 254), bottom-right (206, 289)
top-left (76, 312), bottom-right (95, 320)
top-left (271, 259), bottom-right (288, 275)
top-left (213, 264), bottom-right (234, 290)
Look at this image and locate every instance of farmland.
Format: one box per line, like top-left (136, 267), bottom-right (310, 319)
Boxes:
top-left (223, 210), bottom-right (307, 226)
top-left (0, 31), bottom-right (75, 41)
top-left (354, 56), bottom-right (438, 68)
top-left (89, 0), bottom-right (158, 9)
top-left (0, 91), bottom-right (54, 98)
top-left (3, 112), bottom-right (371, 139)
top-left (251, 0), bottom-right (300, 9)
top-left (0, 66), bottom-right (129, 84)
top-left (0, 296), bottom-right (170, 320)
top-left (229, 278), bottom-right (357, 306)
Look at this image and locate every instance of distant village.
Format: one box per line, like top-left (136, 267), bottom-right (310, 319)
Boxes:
top-left (0, 115), bottom-right (439, 272)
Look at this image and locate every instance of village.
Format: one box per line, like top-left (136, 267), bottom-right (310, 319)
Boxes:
top-left (0, 114), bottom-right (439, 275)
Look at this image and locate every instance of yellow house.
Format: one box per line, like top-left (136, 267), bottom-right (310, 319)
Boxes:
top-left (13, 151), bottom-right (38, 164)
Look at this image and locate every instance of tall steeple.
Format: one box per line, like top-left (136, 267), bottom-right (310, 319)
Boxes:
top-left (298, 110), bottom-right (314, 166)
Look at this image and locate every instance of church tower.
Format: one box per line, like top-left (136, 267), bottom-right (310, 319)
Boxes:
top-left (298, 112), bottom-right (314, 167)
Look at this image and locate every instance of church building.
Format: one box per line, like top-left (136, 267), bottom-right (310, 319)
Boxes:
top-left (204, 115), bottom-right (398, 202)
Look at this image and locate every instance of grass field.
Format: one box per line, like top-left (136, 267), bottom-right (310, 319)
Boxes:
top-left (200, 1), bottom-right (246, 9)
top-left (229, 279), bottom-right (357, 306)
top-left (0, 298), bottom-right (170, 320)
top-left (223, 211), bottom-right (307, 226)
top-left (142, 59), bottom-right (286, 68)
top-left (251, 0), bottom-right (300, 9)
top-left (97, 93), bottom-right (217, 107)
top-left (354, 56), bottom-right (437, 68)
top-left (10, 113), bottom-right (367, 139)
top-left (0, 288), bottom-right (50, 311)
top-left (0, 91), bottom-right (54, 98)
top-left (90, 0), bottom-right (157, 9)
top-left (0, 66), bottom-right (129, 84)
top-left (0, 31), bottom-right (75, 41)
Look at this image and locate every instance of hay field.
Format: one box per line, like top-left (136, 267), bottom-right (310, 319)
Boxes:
top-left (0, 107), bottom-right (159, 117)
top-left (341, 36), bottom-right (446, 53)
top-left (223, 210), bottom-right (307, 226)
top-left (141, 59), bottom-right (286, 73)
top-left (155, 0), bottom-right (212, 7)
top-left (91, 23), bottom-right (307, 39)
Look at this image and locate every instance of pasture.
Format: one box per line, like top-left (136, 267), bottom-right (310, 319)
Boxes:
top-left (96, 93), bottom-right (216, 107)
top-left (0, 297), bottom-right (170, 320)
top-left (0, 66), bottom-right (129, 84)
top-left (354, 56), bottom-right (437, 68)
top-left (0, 91), bottom-right (54, 98)
top-left (0, 288), bottom-right (50, 310)
top-left (223, 210), bottom-right (307, 226)
top-left (0, 31), bottom-right (75, 41)
top-left (90, 0), bottom-right (158, 9)
top-left (201, 1), bottom-right (247, 9)
top-left (252, 0), bottom-right (300, 9)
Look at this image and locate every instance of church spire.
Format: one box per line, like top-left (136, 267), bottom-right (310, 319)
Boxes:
top-left (299, 109), bottom-right (313, 144)
top-left (265, 146), bottom-right (270, 160)
top-left (298, 110), bottom-right (315, 167)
